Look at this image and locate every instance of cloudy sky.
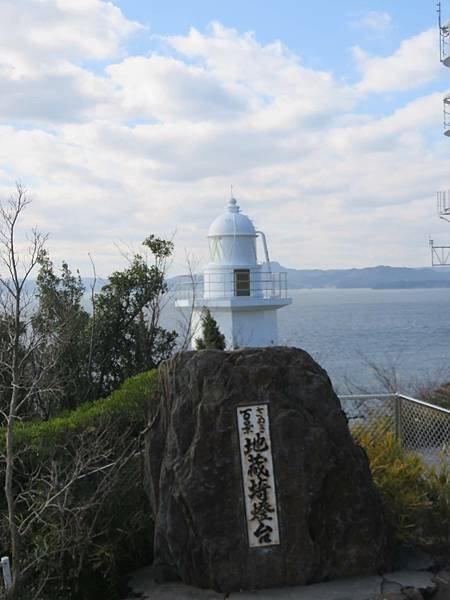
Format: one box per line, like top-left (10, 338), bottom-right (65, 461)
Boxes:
top-left (0, 0), bottom-right (449, 275)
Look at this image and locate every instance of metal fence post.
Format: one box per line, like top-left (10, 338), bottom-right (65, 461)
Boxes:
top-left (1, 556), bottom-right (12, 590)
top-left (339, 393), bottom-right (449, 460)
top-left (394, 395), bottom-right (402, 445)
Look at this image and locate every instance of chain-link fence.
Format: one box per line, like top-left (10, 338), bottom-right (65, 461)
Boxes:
top-left (339, 393), bottom-right (450, 463)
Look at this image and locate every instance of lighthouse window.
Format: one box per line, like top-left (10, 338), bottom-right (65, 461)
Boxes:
top-left (234, 269), bottom-right (250, 296)
top-left (209, 237), bottom-right (223, 262)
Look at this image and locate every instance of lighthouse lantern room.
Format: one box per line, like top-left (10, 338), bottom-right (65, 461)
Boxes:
top-left (176, 197), bottom-right (291, 348)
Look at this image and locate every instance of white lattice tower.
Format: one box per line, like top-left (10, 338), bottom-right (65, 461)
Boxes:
top-left (431, 2), bottom-right (450, 264)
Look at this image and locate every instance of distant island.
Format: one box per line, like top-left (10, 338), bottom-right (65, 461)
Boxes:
top-left (170, 264), bottom-right (450, 290)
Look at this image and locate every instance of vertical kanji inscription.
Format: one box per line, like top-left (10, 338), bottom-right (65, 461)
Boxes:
top-left (237, 404), bottom-right (280, 547)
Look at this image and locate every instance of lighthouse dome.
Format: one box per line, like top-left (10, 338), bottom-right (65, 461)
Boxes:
top-left (208, 198), bottom-right (257, 238)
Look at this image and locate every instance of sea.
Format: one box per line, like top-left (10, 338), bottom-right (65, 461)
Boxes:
top-left (163, 288), bottom-right (450, 395)
top-left (277, 288), bottom-right (450, 395)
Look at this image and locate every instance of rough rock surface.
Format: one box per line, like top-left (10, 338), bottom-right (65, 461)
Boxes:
top-left (145, 347), bottom-right (389, 593)
top-left (433, 571), bottom-right (450, 600)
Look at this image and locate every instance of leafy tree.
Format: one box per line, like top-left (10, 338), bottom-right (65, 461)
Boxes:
top-left (29, 235), bottom-right (177, 406)
top-left (32, 254), bottom-right (91, 415)
top-left (90, 236), bottom-right (177, 398)
top-left (195, 309), bottom-right (226, 350)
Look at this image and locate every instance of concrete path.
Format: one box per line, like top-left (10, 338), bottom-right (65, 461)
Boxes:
top-left (124, 567), bottom-right (439, 600)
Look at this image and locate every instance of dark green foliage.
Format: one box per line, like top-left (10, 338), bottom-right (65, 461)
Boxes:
top-left (195, 309), bottom-right (225, 350)
top-left (32, 253), bottom-right (91, 415)
top-left (91, 237), bottom-right (177, 398)
top-left (7, 370), bottom-right (157, 452)
top-left (0, 370), bottom-right (158, 600)
top-left (5, 235), bottom-right (178, 418)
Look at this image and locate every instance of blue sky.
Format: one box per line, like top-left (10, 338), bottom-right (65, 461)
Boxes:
top-left (115, 1), bottom-right (437, 74)
top-left (0, 1), bottom-right (449, 273)
top-left (115, 1), bottom-right (432, 54)
top-left (120, 0), bottom-right (447, 119)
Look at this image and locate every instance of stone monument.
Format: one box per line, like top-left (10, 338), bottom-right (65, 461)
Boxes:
top-left (145, 347), bottom-right (389, 593)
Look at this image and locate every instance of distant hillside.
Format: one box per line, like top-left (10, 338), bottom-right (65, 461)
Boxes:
top-left (271, 264), bottom-right (450, 289)
top-left (170, 265), bottom-right (450, 290)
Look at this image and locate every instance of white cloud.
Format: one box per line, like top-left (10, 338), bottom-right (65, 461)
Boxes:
top-left (353, 29), bottom-right (440, 93)
top-left (0, 7), bottom-right (446, 274)
top-left (351, 11), bottom-right (392, 33)
top-left (106, 55), bottom-right (247, 122)
top-left (0, 0), bottom-right (139, 75)
top-left (167, 23), bottom-right (354, 117)
top-left (0, 0), bottom-right (138, 123)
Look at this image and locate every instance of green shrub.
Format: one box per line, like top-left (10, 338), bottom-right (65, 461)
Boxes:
top-left (195, 308), bottom-right (225, 350)
top-left (1, 369), bottom-right (159, 600)
top-left (355, 426), bottom-right (450, 555)
top-left (425, 454), bottom-right (450, 551)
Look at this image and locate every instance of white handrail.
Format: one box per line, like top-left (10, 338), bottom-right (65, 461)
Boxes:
top-left (395, 393), bottom-right (450, 414)
top-left (339, 393), bottom-right (450, 415)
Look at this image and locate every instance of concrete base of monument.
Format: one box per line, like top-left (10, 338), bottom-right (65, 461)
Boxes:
top-left (124, 565), bottom-right (439, 600)
top-left (145, 347), bottom-right (390, 592)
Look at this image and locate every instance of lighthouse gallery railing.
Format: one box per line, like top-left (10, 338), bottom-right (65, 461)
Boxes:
top-left (173, 271), bottom-right (289, 301)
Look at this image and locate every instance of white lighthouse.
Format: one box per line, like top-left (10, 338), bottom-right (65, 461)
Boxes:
top-left (176, 196), bottom-right (291, 348)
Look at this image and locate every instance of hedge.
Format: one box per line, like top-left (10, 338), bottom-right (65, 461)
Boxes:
top-left (3, 369), bottom-right (159, 452)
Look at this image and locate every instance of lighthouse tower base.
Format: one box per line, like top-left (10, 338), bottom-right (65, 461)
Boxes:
top-left (189, 299), bottom-right (288, 349)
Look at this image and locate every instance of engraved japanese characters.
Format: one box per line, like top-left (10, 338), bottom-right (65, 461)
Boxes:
top-left (237, 404), bottom-right (280, 548)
